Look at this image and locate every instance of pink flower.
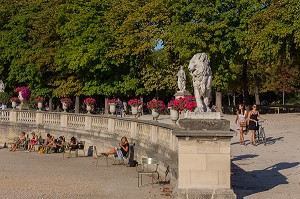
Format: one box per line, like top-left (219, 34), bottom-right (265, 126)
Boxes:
top-left (128, 99), bottom-right (142, 106)
top-left (84, 98), bottom-right (96, 105)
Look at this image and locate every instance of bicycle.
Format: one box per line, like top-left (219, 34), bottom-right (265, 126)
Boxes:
top-left (255, 120), bottom-right (268, 146)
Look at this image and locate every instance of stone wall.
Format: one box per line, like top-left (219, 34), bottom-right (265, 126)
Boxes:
top-left (0, 110), bottom-right (236, 199)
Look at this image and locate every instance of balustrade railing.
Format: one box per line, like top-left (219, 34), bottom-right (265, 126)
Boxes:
top-left (0, 110), bottom-right (178, 158)
top-left (17, 111), bottom-right (36, 124)
top-left (43, 112), bottom-right (61, 126)
top-left (0, 110), bottom-right (10, 122)
top-left (91, 116), bottom-right (108, 132)
top-left (67, 114), bottom-right (85, 129)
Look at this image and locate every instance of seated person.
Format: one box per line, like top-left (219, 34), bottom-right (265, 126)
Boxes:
top-left (54, 136), bottom-right (65, 153)
top-left (69, 136), bottom-right (79, 150)
top-left (43, 133), bottom-right (56, 151)
top-left (10, 132), bottom-right (26, 151)
top-left (102, 136), bottom-right (129, 159)
top-left (27, 132), bottom-right (38, 152)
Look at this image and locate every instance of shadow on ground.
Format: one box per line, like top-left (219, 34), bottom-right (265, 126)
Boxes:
top-left (231, 136), bottom-right (284, 146)
top-left (232, 160), bottom-right (299, 199)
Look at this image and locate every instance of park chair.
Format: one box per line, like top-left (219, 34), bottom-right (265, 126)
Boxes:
top-left (137, 157), bottom-right (159, 187)
top-left (77, 141), bottom-right (85, 157)
top-left (94, 146), bottom-right (109, 167)
top-left (62, 141), bottom-right (70, 158)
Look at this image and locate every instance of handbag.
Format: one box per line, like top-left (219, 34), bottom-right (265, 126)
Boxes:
top-left (240, 121), bottom-right (247, 127)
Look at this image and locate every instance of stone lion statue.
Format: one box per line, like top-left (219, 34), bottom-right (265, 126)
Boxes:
top-left (188, 53), bottom-right (212, 112)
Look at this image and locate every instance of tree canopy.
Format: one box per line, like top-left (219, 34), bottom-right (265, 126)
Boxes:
top-left (0, 0), bottom-right (299, 105)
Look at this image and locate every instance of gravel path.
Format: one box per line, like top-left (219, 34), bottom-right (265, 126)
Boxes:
top-left (0, 150), bottom-right (173, 199)
top-left (1, 113), bottom-right (299, 199)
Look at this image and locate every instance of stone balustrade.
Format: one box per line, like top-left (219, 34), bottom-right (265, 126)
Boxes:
top-left (0, 110), bottom-right (236, 199)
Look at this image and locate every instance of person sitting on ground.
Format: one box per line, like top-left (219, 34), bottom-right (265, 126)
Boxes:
top-left (69, 136), bottom-right (79, 150)
top-left (10, 132), bottom-right (26, 152)
top-left (54, 136), bottom-right (65, 153)
top-left (43, 133), bottom-right (56, 151)
top-left (27, 132), bottom-right (38, 152)
top-left (102, 136), bottom-right (129, 159)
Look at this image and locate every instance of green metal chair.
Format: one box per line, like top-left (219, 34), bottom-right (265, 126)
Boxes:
top-left (137, 157), bottom-right (159, 187)
top-left (94, 146), bottom-right (108, 167)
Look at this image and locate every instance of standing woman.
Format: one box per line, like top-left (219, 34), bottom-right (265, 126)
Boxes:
top-left (235, 104), bottom-right (247, 145)
top-left (247, 105), bottom-right (265, 145)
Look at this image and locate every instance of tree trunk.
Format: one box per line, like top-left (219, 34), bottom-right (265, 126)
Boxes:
top-left (75, 96), bottom-right (79, 113)
top-left (49, 98), bottom-right (53, 112)
top-left (104, 98), bottom-right (109, 114)
top-left (255, 86), bottom-right (260, 105)
top-left (227, 94), bottom-right (231, 106)
top-left (140, 96), bottom-right (144, 116)
top-left (283, 91), bottom-right (285, 105)
top-left (215, 91), bottom-right (222, 113)
top-left (233, 94), bottom-right (236, 106)
top-left (242, 61), bottom-right (250, 108)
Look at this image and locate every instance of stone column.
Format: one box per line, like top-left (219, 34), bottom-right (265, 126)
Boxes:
top-left (174, 119), bottom-right (236, 199)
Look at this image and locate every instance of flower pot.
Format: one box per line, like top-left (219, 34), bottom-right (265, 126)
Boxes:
top-left (170, 109), bottom-right (179, 123)
top-left (12, 102), bottom-right (17, 109)
top-left (37, 102), bottom-right (43, 111)
top-left (109, 103), bottom-right (116, 115)
top-left (131, 106), bottom-right (138, 116)
top-left (151, 109), bottom-right (160, 121)
top-left (86, 105), bottom-right (92, 114)
top-left (62, 102), bottom-right (68, 112)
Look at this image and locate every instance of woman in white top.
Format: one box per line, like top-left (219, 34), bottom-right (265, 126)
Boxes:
top-left (235, 104), bottom-right (247, 145)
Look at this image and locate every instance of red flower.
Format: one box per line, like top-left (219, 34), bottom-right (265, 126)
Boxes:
top-left (35, 97), bottom-right (45, 103)
top-left (84, 98), bottom-right (96, 105)
top-left (128, 99), bottom-right (142, 106)
top-left (147, 99), bottom-right (165, 111)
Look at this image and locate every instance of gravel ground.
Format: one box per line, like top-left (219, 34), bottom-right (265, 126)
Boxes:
top-left (1, 113), bottom-right (299, 199)
top-left (0, 149), bottom-right (173, 199)
top-left (223, 113), bottom-right (300, 199)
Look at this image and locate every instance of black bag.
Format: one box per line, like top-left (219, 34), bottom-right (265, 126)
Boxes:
top-left (129, 159), bottom-right (138, 167)
top-left (87, 146), bottom-right (93, 156)
top-left (128, 143), bottom-right (137, 167)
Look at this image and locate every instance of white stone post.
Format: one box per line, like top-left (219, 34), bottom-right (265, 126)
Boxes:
top-left (36, 112), bottom-right (43, 125)
top-left (60, 113), bottom-right (68, 127)
top-left (85, 115), bottom-right (92, 130)
top-left (107, 117), bottom-right (115, 133)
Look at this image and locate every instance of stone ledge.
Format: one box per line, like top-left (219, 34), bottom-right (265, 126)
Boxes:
top-left (173, 129), bottom-right (235, 138)
top-left (176, 188), bottom-right (236, 199)
top-left (178, 119), bottom-right (230, 131)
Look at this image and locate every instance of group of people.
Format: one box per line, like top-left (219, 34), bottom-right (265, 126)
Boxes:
top-left (9, 131), bottom-right (81, 153)
top-left (115, 98), bottom-right (142, 118)
top-left (235, 104), bottom-right (266, 146)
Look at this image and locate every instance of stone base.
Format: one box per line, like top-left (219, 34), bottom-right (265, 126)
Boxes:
top-left (174, 90), bottom-right (192, 99)
top-left (185, 111), bottom-right (221, 119)
top-left (176, 188), bottom-right (236, 199)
